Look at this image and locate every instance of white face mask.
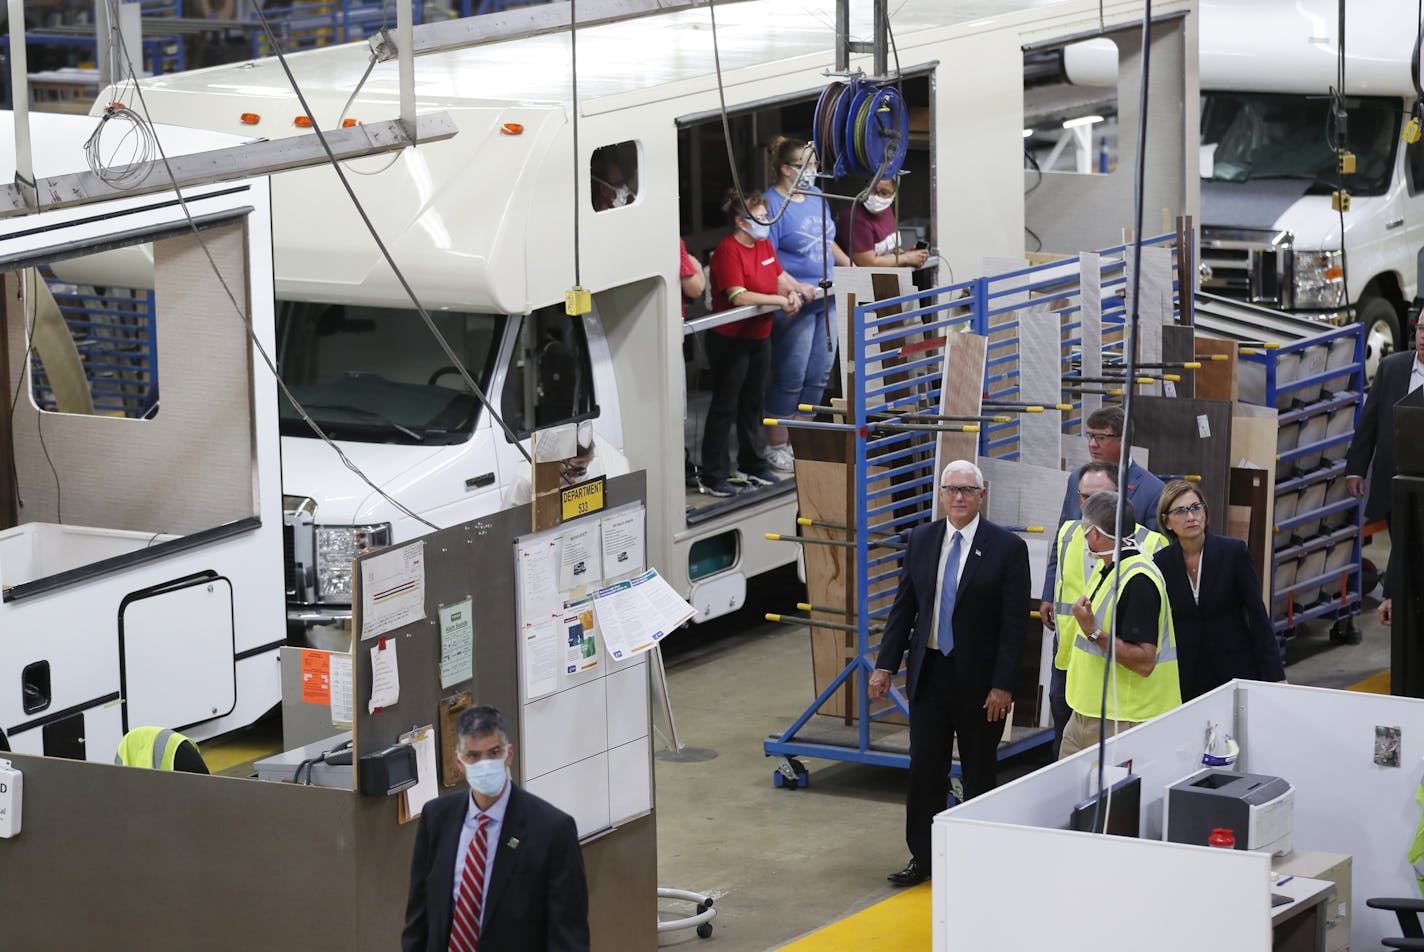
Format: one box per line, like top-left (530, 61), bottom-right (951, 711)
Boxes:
top-left (465, 758), bottom-right (508, 797)
top-left (594, 175), bottom-right (632, 208)
top-left (863, 193), bottom-right (893, 214)
top-left (793, 166), bottom-right (816, 190)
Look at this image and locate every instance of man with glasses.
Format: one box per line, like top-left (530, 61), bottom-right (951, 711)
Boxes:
top-left (870, 459), bottom-right (1030, 887)
top-left (403, 705), bottom-right (589, 951)
top-left (1040, 407), bottom-right (1164, 688)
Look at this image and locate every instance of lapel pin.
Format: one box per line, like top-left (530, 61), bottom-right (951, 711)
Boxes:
top-left (975, 549), bottom-right (982, 557)
top-left (507, 837), bottom-right (520, 850)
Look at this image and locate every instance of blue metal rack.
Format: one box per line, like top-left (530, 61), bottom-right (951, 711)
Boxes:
top-left (252, 1), bottom-right (426, 56)
top-left (1238, 323), bottom-right (1365, 641)
top-left (763, 235), bottom-right (1181, 787)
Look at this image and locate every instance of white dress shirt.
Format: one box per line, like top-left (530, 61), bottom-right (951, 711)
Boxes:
top-left (928, 515), bottom-right (978, 651)
top-left (452, 778), bottom-right (513, 930)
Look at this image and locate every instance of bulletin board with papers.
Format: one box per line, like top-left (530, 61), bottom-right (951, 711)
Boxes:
top-left (514, 500), bottom-right (693, 839)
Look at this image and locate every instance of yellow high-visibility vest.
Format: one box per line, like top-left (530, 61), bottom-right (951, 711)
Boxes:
top-left (1053, 522), bottom-right (1167, 671)
top-left (1064, 551), bottom-right (1181, 722)
top-left (115, 726), bottom-right (195, 771)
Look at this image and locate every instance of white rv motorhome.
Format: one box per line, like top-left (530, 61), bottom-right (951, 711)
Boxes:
top-left (1068, 0), bottom-right (1424, 379)
top-left (102, 0), bottom-right (1198, 644)
top-left (0, 112), bottom-right (286, 759)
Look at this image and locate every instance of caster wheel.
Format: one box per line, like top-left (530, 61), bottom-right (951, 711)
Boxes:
top-left (697, 923), bottom-right (714, 939)
top-left (1330, 618), bottom-right (1362, 645)
top-left (774, 756), bottom-right (809, 788)
top-left (697, 900), bottom-right (714, 913)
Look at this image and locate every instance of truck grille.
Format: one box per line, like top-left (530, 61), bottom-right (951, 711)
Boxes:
top-left (1200, 227), bottom-right (1291, 307)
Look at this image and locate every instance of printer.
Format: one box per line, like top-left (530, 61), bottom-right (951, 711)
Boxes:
top-left (1164, 769), bottom-right (1294, 855)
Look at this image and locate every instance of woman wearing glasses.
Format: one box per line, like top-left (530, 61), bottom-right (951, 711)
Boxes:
top-left (1153, 480), bottom-right (1286, 700)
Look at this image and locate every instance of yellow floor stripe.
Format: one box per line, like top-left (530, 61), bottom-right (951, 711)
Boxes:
top-left (1347, 669), bottom-right (1391, 695)
top-left (778, 882), bottom-right (931, 951)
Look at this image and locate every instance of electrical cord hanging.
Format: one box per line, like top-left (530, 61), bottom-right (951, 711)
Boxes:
top-left (7, 272), bottom-right (62, 523)
top-left (247, 1), bottom-right (533, 464)
top-left (570, 0), bottom-right (582, 288)
top-left (1089, 0), bottom-right (1154, 837)
top-left (102, 11), bottom-right (445, 532)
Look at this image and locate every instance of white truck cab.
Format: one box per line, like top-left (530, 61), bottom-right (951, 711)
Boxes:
top-left (1068, 0), bottom-right (1424, 379)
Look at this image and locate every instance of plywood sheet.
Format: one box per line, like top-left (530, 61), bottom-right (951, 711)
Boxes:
top-left (1161, 325), bottom-right (1195, 400)
top-left (1132, 396), bottom-right (1232, 535)
top-left (1078, 252), bottom-right (1104, 426)
top-left (833, 265), bottom-right (917, 398)
top-left (793, 455), bottom-right (854, 719)
top-left (1194, 336), bottom-right (1238, 405)
top-left (932, 333), bottom-right (988, 520)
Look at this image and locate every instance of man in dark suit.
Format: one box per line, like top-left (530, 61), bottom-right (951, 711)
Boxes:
top-left (1347, 321), bottom-right (1422, 624)
top-left (403, 706), bottom-right (589, 952)
top-left (869, 459), bottom-right (1031, 887)
top-left (1346, 320), bottom-right (1424, 525)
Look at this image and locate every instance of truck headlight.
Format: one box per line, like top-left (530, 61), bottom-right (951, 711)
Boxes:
top-left (1293, 250), bottom-right (1346, 309)
top-left (315, 524), bottom-right (391, 601)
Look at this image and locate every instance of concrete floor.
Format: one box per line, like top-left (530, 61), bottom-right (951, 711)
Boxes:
top-left (653, 532), bottom-right (1397, 951)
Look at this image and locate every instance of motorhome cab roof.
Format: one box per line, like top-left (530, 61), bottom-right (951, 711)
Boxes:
top-left (110, 0), bottom-right (1137, 313)
top-left (0, 110), bottom-right (246, 180)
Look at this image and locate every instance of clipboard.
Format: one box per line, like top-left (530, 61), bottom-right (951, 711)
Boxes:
top-left (397, 724), bottom-right (439, 823)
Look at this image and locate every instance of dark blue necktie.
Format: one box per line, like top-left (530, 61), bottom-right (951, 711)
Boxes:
top-left (936, 530), bottom-right (962, 656)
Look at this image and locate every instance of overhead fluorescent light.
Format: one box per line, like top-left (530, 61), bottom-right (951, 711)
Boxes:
top-left (1062, 115), bottom-right (1104, 129)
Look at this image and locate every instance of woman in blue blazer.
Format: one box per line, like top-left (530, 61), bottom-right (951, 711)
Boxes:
top-left (1153, 481), bottom-right (1286, 700)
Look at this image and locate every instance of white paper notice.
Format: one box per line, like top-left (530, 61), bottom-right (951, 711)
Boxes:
top-left (439, 598), bottom-right (474, 689)
top-left (517, 540), bottom-right (561, 624)
top-left (360, 541), bottom-right (427, 640)
top-left (600, 509), bottom-right (646, 581)
top-left (1163, 379), bottom-right (1177, 399)
top-left (562, 602), bottom-right (601, 675)
top-left (523, 614), bottom-right (560, 700)
top-left (594, 569), bottom-right (696, 661)
top-left (532, 422), bottom-right (578, 460)
top-left (400, 726), bottom-right (439, 820)
top-left (368, 639), bottom-right (401, 714)
top-left (560, 525), bottom-right (601, 592)
top-left (330, 653), bottom-right (354, 726)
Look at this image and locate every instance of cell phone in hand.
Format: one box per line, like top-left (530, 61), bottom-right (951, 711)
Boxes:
top-left (914, 240), bottom-right (930, 250)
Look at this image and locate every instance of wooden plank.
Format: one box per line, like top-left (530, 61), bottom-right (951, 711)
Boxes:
top-left (1161, 324), bottom-right (1195, 399)
top-left (792, 454), bottom-right (854, 720)
top-left (1230, 408), bottom-right (1280, 604)
top-left (932, 333), bottom-right (988, 520)
top-left (1194, 336), bottom-right (1238, 405)
top-left (1078, 252), bottom-right (1104, 427)
top-left (1132, 395), bottom-right (1233, 534)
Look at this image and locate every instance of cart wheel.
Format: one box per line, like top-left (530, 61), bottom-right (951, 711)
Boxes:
top-left (1330, 617), bottom-right (1362, 645)
top-left (697, 923), bottom-right (714, 939)
top-left (1361, 558), bottom-right (1380, 596)
top-left (773, 756), bottom-right (809, 789)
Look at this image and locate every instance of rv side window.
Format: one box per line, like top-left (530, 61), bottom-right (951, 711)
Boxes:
top-left (27, 259), bottom-right (159, 420)
top-left (500, 305), bottom-right (597, 438)
top-left (591, 141), bottom-right (640, 211)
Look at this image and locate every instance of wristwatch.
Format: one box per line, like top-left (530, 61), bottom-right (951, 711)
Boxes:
top-left (1086, 628), bottom-right (1105, 643)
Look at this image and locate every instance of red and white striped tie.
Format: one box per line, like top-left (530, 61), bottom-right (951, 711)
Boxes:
top-left (450, 814), bottom-right (491, 952)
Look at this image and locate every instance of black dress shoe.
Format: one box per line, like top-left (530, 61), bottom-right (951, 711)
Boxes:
top-left (887, 858), bottom-right (927, 887)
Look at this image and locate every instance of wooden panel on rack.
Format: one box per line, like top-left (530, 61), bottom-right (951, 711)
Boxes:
top-left (1162, 325), bottom-right (1195, 399)
top-left (1194, 336), bottom-right (1238, 405)
top-left (1131, 395), bottom-right (1233, 535)
top-left (1231, 407), bottom-right (1280, 604)
top-left (933, 333), bottom-right (988, 520)
top-left (1229, 467), bottom-right (1272, 603)
top-left (789, 426), bottom-right (854, 720)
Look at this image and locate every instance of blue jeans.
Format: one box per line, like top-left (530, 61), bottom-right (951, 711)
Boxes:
top-left (764, 299), bottom-right (837, 418)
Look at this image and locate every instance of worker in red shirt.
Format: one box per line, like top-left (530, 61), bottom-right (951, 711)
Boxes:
top-left (698, 190), bottom-right (815, 497)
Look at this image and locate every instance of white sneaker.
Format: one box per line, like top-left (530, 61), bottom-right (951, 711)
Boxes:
top-left (765, 443), bottom-right (795, 473)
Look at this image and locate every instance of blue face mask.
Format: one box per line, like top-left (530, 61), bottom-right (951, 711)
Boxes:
top-left (743, 220), bottom-right (770, 241)
top-left (465, 757), bottom-right (508, 797)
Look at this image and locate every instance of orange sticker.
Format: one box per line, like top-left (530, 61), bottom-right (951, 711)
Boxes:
top-left (301, 650), bottom-right (331, 705)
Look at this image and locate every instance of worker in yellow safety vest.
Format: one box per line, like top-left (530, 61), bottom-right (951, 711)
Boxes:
top-left (115, 726), bottom-right (209, 774)
top-left (1060, 490), bottom-right (1181, 759)
top-left (1047, 461), bottom-right (1169, 756)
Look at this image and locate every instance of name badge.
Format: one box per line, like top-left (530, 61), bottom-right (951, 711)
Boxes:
top-left (761, 257), bottom-right (776, 266)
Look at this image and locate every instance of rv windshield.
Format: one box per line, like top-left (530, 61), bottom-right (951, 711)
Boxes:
top-left (1201, 92), bottom-right (1399, 195)
top-left (275, 301), bottom-right (500, 445)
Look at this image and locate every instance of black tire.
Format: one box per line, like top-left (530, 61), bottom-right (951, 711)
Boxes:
top-left (1359, 295), bottom-right (1401, 386)
top-left (697, 923), bottom-right (714, 939)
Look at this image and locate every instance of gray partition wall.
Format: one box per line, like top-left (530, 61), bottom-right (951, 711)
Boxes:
top-left (352, 471), bottom-right (656, 951)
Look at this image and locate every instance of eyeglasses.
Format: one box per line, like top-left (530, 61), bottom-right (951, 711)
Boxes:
top-left (458, 743), bottom-right (505, 764)
top-left (1166, 501), bottom-right (1205, 518)
top-left (1085, 431), bottom-right (1121, 444)
top-left (939, 484), bottom-right (981, 497)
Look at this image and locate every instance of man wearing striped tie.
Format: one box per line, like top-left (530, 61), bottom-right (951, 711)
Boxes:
top-left (403, 706), bottom-right (589, 951)
top-left (869, 460), bottom-right (1031, 887)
